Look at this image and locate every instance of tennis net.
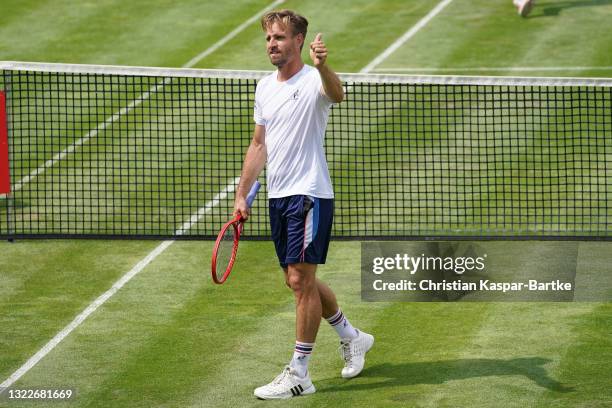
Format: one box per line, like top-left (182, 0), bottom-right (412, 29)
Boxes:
top-left (1, 62), bottom-right (610, 240)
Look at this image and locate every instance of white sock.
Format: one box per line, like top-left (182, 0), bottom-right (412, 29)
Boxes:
top-left (326, 309), bottom-right (359, 340)
top-left (289, 341), bottom-right (314, 378)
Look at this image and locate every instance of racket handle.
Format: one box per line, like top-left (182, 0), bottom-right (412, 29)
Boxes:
top-left (246, 180), bottom-right (261, 208)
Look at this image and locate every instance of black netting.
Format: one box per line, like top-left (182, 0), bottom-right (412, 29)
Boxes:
top-left (1, 68), bottom-right (610, 239)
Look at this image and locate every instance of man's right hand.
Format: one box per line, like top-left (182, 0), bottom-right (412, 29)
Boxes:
top-left (234, 197), bottom-right (250, 220)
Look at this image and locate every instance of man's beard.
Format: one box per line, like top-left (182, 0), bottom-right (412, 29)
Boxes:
top-left (270, 54), bottom-right (287, 68)
top-left (269, 47), bottom-right (292, 68)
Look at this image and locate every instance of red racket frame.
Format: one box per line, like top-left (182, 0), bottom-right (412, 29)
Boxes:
top-left (211, 215), bottom-right (244, 284)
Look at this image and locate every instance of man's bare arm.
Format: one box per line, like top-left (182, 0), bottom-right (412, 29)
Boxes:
top-left (234, 124), bottom-right (266, 219)
top-left (310, 33), bottom-right (344, 103)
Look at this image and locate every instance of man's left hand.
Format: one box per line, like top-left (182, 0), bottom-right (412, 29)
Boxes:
top-left (309, 33), bottom-right (328, 67)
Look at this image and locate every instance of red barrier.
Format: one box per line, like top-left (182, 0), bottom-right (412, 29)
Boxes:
top-left (0, 91), bottom-right (10, 194)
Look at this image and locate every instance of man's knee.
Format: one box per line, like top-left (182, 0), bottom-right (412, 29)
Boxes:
top-left (286, 272), bottom-right (311, 293)
top-left (286, 264), bottom-right (316, 294)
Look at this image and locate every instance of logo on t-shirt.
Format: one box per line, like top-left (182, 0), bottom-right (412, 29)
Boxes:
top-left (291, 90), bottom-right (300, 100)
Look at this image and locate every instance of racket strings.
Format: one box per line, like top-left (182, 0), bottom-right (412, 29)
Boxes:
top-left (214, 223), bottom-right (239, 281)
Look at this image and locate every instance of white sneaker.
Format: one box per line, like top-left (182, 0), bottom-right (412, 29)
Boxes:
top-left (518, 0), bottom-right (535, 17)
top-left (339, 330), bottom-right (374, 379)
top-left (253, 366), bottom-right (316, 400)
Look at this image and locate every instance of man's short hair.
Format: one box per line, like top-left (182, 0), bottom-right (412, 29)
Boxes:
top-left (261, 9), bottom-right (308, 38)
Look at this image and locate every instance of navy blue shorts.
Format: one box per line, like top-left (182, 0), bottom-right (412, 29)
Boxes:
top-left (269, 195), bottom-right (334, 268)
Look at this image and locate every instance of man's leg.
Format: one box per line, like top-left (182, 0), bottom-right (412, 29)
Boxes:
top-left (317, 279), bottom-right (358, 339)
top-left (285, 270), bottom-right (337, 317)
top-left (316, 278), bottom-right (339, 319)
top-left (253, 263), bottom-right (320, 400)
top-left (253, 262), bottom-right (319, 400)
top-left (283, 269), bottom-right (374, 379)
top-left (286, 263), bottom-right (321, 344)
top-left (283, 264), bottom-right (333, 382)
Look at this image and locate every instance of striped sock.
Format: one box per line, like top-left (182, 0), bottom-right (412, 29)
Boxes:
top-left (290, 341), bottom-right (314, 378)
top-left (326, 309), bottom-right (359, 340)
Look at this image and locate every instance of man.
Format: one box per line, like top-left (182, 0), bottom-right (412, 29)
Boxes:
top-left (233, 9), bottom-right (374, 400)
top-left (514, 0), bottom-right (535, 17)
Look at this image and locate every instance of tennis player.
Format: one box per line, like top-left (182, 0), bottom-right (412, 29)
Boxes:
top-left (514, 0), bottom-right (535, 17)
top-left (233, 9), bottom-right (374, 400)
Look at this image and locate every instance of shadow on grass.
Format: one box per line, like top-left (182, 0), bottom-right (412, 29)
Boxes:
top-left (319, 357), bottom-right (574, 393)
top-left (532, 0), bottom-right (612, 17)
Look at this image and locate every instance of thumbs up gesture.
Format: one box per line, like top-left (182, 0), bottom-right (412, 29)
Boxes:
top-left (309, 33), bottom-right (328, 67)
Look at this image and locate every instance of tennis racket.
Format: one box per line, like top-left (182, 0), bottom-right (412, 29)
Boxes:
top-left (211, 180), bottom-right (261, 284)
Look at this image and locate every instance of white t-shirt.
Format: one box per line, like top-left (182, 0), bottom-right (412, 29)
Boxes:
top-left (254, 64), bottom-right (335, 199)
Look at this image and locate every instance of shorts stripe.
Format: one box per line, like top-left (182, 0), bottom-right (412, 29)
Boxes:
top-left (301, 205), bottom-right (314, 262)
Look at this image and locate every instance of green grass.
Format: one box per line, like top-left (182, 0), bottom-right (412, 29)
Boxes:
top-left (0, 0), bottom-right (611, 407)
top-left (1, 241), bottom-right (610, 407)
top-left (380, 0), bottom-right (612, 77)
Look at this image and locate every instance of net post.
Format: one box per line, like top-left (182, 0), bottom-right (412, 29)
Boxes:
top-left (0, 91), bottom-right (9, 194)
top-left (0, 90), bottom-right (13, 242)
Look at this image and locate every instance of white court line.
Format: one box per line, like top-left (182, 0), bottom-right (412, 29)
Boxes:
top-left (183, 0), bottom-right (285, 69)
top-left (0, 176), bottom-right (240, 393)
top-left (9, 0), bottom-right (285, 193)
top-left (360, 0), bottom-right (454, 73)
top-left (373, 66), bottom-right (612, 73)
top-left (11, 86), bottom-right (163, 192)
top-left (1, 0), bottom-right (449, 392)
